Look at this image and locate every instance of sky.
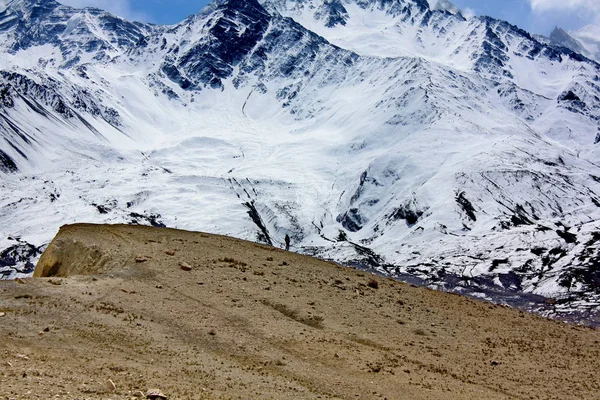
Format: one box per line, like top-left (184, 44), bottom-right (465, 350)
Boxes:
top-left (51, 0), bottom-right (600, 35)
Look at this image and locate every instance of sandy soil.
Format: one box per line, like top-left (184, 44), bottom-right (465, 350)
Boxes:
top-left (0, 223), bottom-right (599, 400)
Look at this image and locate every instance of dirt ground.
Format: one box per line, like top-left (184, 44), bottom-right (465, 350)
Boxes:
top-left (0, 223), bottom-right (599, 400)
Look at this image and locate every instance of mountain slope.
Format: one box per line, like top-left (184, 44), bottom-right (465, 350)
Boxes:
top-left (3, 223), bottom-right (599, 399)
top-left (1, 0), bottom-right (600, 323)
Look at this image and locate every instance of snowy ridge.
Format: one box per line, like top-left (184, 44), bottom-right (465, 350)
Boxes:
top-left (1, 0), bottom-right (600, 324)
top-left (542, 25), bottom-right (600, 64)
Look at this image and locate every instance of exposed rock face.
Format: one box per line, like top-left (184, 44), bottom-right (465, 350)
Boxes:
top-left (35, 228), bottom-right (112, 277)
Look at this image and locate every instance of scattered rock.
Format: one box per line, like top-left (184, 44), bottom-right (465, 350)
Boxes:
top-left (106, 379), bottom-right (117, 392)
top-left (15, 278), bottom-right (27, 284)
top-left (367, 279), bottom-right (379, 289)
top-left (179, 262), bottom-right (193, 271)
top-left (15, 354), bottom-right (29, 360)
top-left (43, 327), bottom-right (50, 332)
top-left (491, 360), bottom-right (500, 366)
top-left (155, 285), bottom-right (163, 289)
top-left (146, 388), bottom-right (167, 399)
top-left (48, 279), bottom-right (62, 286)
top-left (132, 391), bottom-right (146, 398)
top-left (165, 250), bottom-right (176, 256)
top-left (0, 312), bottom-right (5, 317)
top-left (136, 256), bottom-right (150, 263)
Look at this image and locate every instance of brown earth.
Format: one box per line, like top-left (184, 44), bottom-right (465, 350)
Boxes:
top-left (1, 223), bottom-right (599, 400)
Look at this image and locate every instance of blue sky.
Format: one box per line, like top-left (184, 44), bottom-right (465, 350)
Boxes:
top-left (56, 0), bottom-right (600, 35)
top-left (451, 0), bottom-right (599, 34)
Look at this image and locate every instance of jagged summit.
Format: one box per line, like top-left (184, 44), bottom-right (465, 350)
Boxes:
top-left (262, 0), bottom-right (430, 27)
top-left (0, 0), bottom-right (600, 324)
top-left (0, 0), bottom-right (153, 65)
top-left (4, 0), bottom-right (60, 8)
top-left (549, 26), bottom-right (585, 54)
top-left (540, 25), bottom-right (600, 64)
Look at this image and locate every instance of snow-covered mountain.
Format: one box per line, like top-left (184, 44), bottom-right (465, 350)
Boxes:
top-left (1, 0), bottom-right (600, 324)
top-left (540, 26), bottom-right (600, 64)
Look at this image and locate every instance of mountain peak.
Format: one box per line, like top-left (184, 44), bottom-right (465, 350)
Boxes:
top-left (5, 0), bottom-right (60, 10)
top-left (262, 0), bottom-right (430, 17)
top-left (2, 0), bottom-right (61, 20)
top-left (549, 25), bottom-right (585, 55)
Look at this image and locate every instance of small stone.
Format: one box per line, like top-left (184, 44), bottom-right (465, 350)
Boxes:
top-left (155, 285), bottom-right (163, 289)
top-left (106, 379), bottom-right (117, 392)
top-left (165, 250), bottom-right (176, 256)
top-left (136, 256), bottom-right (150, 263)
top-left (15, 278), bottom-right (27, 284)
top-left (43, 327), bottom-right (50, 332)
top-left (179, 262), bottom-right (193, 271)
top-left (48, 279), bottom-right (62, 286)
top-left (146, 388), bottom-right (167, 399)
top-left (0, 312), bottom-right (5, 317)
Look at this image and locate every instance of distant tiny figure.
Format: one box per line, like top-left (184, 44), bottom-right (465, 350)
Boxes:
top-left (284, 234), bottom-right (291, 251)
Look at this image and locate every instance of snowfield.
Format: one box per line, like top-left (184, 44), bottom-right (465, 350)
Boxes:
top-left (1, 0), bottom-right (600, 324)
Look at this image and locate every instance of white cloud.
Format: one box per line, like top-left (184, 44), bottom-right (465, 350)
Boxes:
top-left (426, 0), bottom-right (474, 19)
top-left (530, 0), bottom-right (600, 12)
top-left (461, 7), bottom-right (475, 20)
top-left (529, 0), bottom-right (600, 21)
top-left (57, 0), bottom-right (149, 21)
top-left (528, 0), bottom-right (600, 34)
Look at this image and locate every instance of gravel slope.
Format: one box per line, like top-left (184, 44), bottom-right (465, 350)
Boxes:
top-left (0, 223), bottom-right (598, 399)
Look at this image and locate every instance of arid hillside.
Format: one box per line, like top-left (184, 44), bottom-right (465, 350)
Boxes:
top-left (1, 224), bottom-right (599, 399)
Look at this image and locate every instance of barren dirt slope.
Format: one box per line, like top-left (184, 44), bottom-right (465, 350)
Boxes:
top-left (1, 224), bottom-right (599, 399)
